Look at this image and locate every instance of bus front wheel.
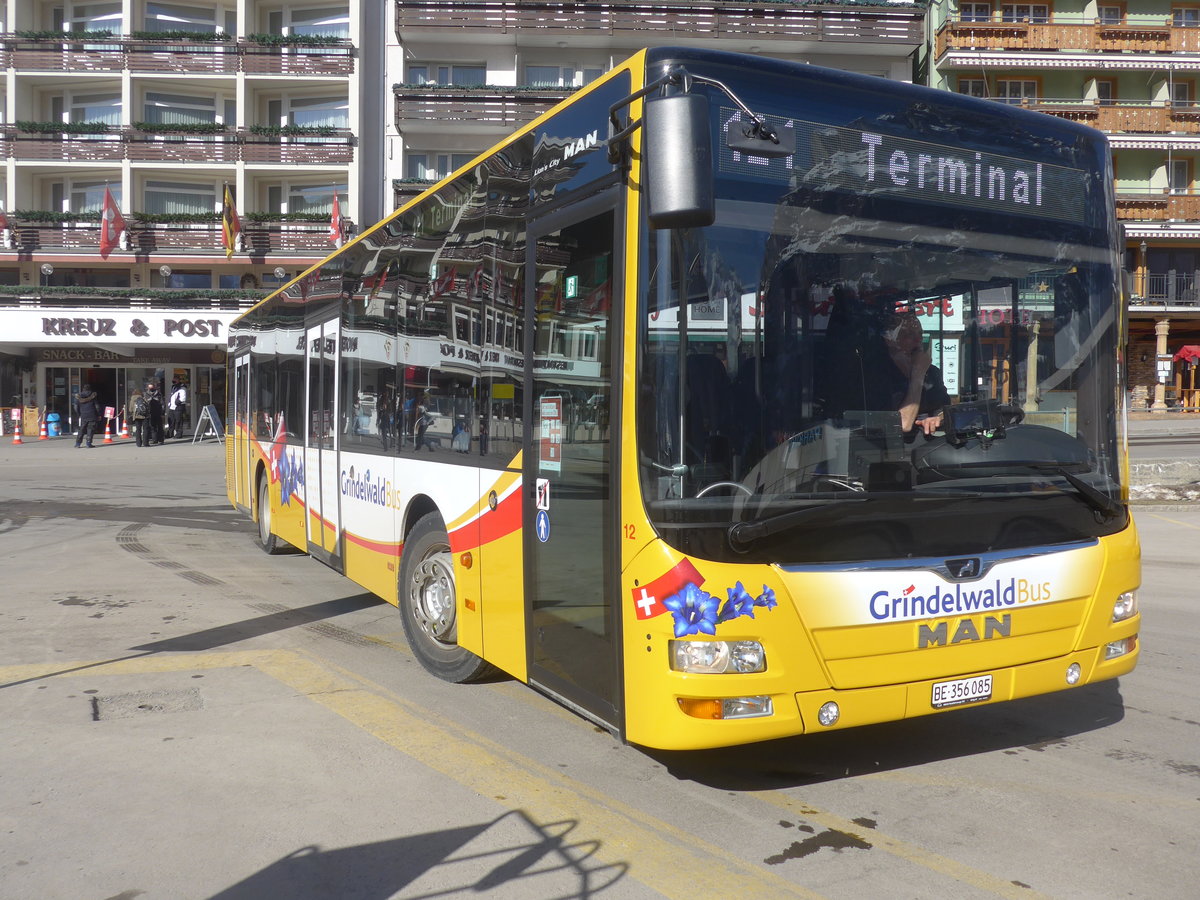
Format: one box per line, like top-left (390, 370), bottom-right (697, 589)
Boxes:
top-left (398, 513), bottom-right (492, 683)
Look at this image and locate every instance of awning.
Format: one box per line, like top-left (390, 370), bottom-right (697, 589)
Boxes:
top-left (1173, 345), bottom-right (1200, 363)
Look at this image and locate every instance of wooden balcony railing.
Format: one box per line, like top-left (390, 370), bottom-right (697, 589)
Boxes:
top-left (396, 1), bottom-right (925, 46)
top-left (4, 127), bottom-right (355, 165)
top-left (7, 222), bottom-right (336, 256)
top-left (936, 17), bottom-right (1200, 57)
top-left (4, 35), bottom-right (354, 77)
top-left (1014, 98), bottom-right (1200, 134)
top-left (394, 86), bottom-right (571, 129)
top-left (1116, 191), bottom-right (1200, 222)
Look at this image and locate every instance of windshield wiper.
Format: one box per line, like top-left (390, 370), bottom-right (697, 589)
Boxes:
top-left (727, 498), bottom-right (870, 552)
top-left (1033, 465), bottom-right (1123, 521)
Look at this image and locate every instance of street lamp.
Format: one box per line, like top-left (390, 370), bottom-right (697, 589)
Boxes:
top-left (39, 262), bottom-right (53, 296)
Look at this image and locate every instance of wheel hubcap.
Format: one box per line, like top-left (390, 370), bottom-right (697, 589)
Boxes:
top-left (411, 550), bottom-right (456, 644)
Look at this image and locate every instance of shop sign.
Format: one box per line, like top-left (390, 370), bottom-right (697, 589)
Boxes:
top-left (5, 308), bottom-right (239, 344)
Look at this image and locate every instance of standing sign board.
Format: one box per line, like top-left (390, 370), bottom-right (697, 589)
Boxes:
top-left (193, 404), bottom-right (225, 443)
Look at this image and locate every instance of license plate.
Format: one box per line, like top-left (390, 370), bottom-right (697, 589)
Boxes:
top-left (931, 674), bottom-right (992, 709)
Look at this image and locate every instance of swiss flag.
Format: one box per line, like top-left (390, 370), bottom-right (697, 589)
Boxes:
top-left (268, 413), bottom-right (287, 482)
top-left (631, 559), bottom-right (705, 620)
top-left (328, 192), bottom-right (343, 247)
top-left (99, 186), bottom-right (125, 259)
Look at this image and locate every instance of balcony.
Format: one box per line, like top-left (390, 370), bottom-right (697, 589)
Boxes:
top-left (6, 220), bottom-right (337, 257)
top-left (4, 126), bottom-right (354, 166)
top-left (1014, 98), bottom-right (1200, 134)
top-left (1116, 190), bottom-right (1200, 222)
top-left (395, 85), bottom-right (571, 130)
top-left (395, 1), bottom-right (925, 46)
top-left (936, 16), bottom-right (1200, 57)
top-left (3, 35), bottom-right (354, 77)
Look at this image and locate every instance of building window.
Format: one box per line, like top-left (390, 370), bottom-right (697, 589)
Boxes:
top-left (407, 64), bottom-right (486, 87)
top-left (59, 2), bottom-right (123, 32)
top-left (524, 65), bottom-right (605, 88)
top-left (1172, 81), bottom-right (1194, 107)
top-left (1168, 159), bottom-right (1191, 194)
top-left (1173, 8), bottom-right (1200, 27)
top-left (1096, 79), bottom-right (1117, 105)
top-left (279, 6), bottom-right (350, 38)
top-left (961, 3), bottom-right (992, 22)
top-left (1001, 4), bottom-right (1050, 23)
top-left (406, 153), bottom-right (475, 181)
top-left (144, 180), bottom-right (216, 215)
top-left (996, 79), bottom-right (1039, 104)
top-left (50, 180), bottom-right (119, 214)
top-left (958, 78), bottom-right (987, 98)
top-left (49, 91), bottom-right (122, 125)
top-left (1098, 5), bottom-right (1124, 24)
top-left (143, 91), bottom-right (219, 126)
top-left (143, 2), bottom-right (220, 33)
top-left (266, 182), bottom-right (347, 216)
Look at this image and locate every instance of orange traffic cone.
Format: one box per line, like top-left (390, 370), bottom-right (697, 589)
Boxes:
top-left (102, 418), bottom-right (114, 444)
top-left (119, 416), bottom-right (129, 439)
top-left (11, 424), bottom-right (22, 445)
top-left (38, 419), bottom-right (48, 440)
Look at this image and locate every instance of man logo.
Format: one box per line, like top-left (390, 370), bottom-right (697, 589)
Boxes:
top-left (946, 557), bottom-right (980, 579)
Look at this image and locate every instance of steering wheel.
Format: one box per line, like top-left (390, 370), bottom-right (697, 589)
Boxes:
top-left (696, 481), bottom-right (754, 498)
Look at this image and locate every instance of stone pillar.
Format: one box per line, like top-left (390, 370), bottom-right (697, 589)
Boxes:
top-left (1152, 318), bottom-right (1171, 411)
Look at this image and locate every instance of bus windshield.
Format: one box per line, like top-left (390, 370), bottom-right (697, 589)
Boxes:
top-left (638, 63), bottom-right (1126, 565)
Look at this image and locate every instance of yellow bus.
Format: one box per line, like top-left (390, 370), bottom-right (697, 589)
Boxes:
top-left (226, 47), bottom-right (1140, 750)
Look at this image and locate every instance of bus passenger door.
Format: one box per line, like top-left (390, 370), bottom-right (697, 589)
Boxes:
top-left (304, 319), bottom-right (343, 568)
top-left (232, 353), bottom-right (252, 508)
top-left (524, 193), bottom-right (621, 732)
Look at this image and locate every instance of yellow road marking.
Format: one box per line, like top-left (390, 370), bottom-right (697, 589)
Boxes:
top-left (1143, 511), bottom-right (1200, 531)
top-left (757, 793), bottom-right (1053, 900)
top-left (0, 650), bottom-right (824, 900)
top-left (2, 650), bottom-right (1059, 898)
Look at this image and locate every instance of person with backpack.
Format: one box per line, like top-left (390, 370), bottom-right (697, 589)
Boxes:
top-left (126, 388), bottom-right (148, 447)
top-left (144, 381), bottom-right (165, 445)
top-left (167, 380), bottom-right (188, 440)
top-left (73, 385), bottom-right (102, 448)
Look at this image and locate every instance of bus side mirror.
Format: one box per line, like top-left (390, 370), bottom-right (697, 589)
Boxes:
top-left (644, 93), bottom-right (715, 230)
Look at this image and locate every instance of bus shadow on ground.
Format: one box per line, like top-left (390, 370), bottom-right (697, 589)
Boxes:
top-left (131, 593), bottom-right (384, 653)
top-left (206, 810), bottom-right (626, 900)
top-left (647, 679), bottom-right (1126, 789)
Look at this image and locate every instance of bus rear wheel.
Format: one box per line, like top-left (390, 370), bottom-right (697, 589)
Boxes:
top-left (398, 513), bottom-right (492, 683)
top-left (256, 476), bottom-right (284, 555)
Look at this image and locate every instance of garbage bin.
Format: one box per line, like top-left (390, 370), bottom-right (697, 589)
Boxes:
top-left (46, 412), bottom-right (61, 438)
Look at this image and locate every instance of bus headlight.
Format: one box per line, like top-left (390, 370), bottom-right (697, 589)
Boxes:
top-left (670, 640), bottom-right (766, 674)
top-left (1112, 590), bottom-right (1138, 623)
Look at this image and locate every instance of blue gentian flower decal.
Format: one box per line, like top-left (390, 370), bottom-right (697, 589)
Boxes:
top-left (663, 583), bottom-right (720, 637)
top-left (718, 581), bottom-right (757, 622)
top-left (715, 582), bottom-right (778, 624)
top-left (755, 585), bottom-right (777, 611)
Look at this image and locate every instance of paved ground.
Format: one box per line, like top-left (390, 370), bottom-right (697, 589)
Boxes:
top-left (1, 431), bottom-right (1197, 900)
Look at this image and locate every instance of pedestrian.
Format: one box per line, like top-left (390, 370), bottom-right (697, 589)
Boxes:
top-left (167, 380), bottom-right (188, 440)
top-left (126, 387), bottom-right (148, 447)
top-left (414, 396), bottom-right (434, 451)
top-left (144, 381), bottom-right (165, 445)
top-left (73, 385), bottom-right (102, 448)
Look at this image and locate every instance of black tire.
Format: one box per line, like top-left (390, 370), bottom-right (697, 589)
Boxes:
top-left (398, 513), bottom-right (492, 683)
top-left (255, 476), bottom-right (285, 555)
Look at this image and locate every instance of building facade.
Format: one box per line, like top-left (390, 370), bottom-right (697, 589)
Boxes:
top-left (0, 0), bottom-right (379, 432)
top-left (387, 1), bottom-right (927, 208)
top-left (927, 0), bottom-right (1200, 410)
top-left (1, 0), bottom-right (927, 433)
